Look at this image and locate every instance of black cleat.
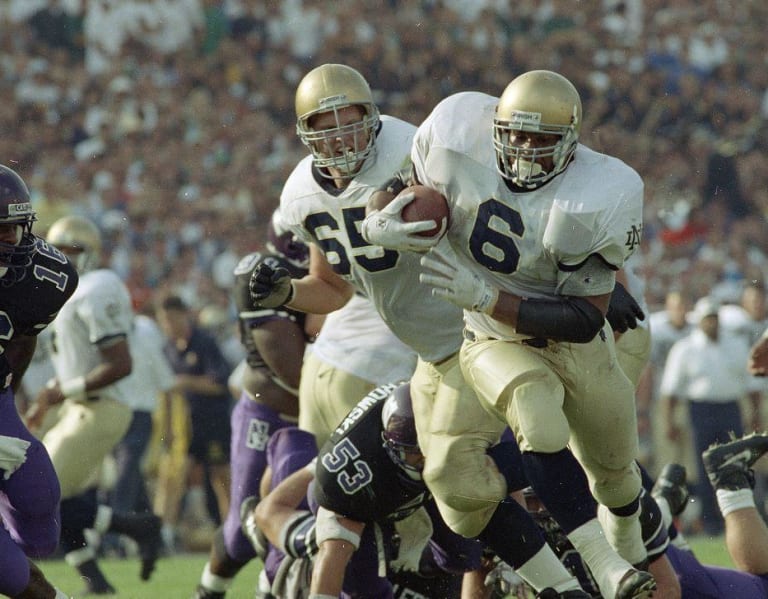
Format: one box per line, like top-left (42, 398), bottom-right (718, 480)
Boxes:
top-left (615, 569), bottom-right (656, 599)
top-left (136, 515), bottom-right (162, 581)
top-left (536, 589), bottom-right (590, 598)
top-left (652, 463), bottom-right (690, 516)
top-left (191, 585), bottom-right (225, 599)
top-left (703, 432), bottom-right (768, 491)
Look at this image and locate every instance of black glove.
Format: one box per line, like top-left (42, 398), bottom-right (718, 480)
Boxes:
top-left (249, 261), bottom-right (293, 309)
top-left (606, 281), bottom-right (645, 333)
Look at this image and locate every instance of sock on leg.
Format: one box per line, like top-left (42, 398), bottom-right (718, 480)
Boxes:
top-left (716, 488), bottom-right (755, 517)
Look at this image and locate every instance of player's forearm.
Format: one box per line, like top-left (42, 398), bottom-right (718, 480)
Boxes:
top-left (288, 275), bottom-right (354, 314)
top-left (310, 541), bottom-right (354, 595)
top-left (490, 290), bottom-right (609, 343)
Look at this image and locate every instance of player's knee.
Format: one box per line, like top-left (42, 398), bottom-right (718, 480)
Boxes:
top-left (423, 456), bottom-right (505, 513)
top-left (521, 426), bottom-right (570, 454)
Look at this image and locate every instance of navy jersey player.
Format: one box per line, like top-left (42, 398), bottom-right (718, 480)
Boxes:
top-left (251, 383), bottom-right (484, 597)
top-left (0, 165), bottom-right (78, 598)
top-left (193, 210), bottom-right (314, 599)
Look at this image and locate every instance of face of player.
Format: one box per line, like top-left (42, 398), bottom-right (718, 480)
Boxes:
top-left (0, 223), bottom-right (21, 277)
top-left (506, 130), bottom-right (559, 178)
top-left (402, 448), bottom-right (425, 474)
top-left (308, 105), bottom-right (370, 185)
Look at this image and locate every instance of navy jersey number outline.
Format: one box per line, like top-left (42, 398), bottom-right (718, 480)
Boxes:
top-left (303, 207), bottom-right (399, 276)
top-left (0, 241), bottom-right (71, 355)
top-left (470, 198), bottom-right (525, 274)
top-left (320, 437), bottom-right (373, 495)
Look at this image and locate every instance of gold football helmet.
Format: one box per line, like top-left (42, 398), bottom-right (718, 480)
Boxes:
top-left (493, 70), bottom-right (582, 189)
top-left (47, 215), bottom-right (102, 273)
top-left (295, 63), bottom-right (379, 181)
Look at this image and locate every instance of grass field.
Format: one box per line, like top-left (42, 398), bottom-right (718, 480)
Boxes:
top-left (37, 537), bottom-right (735, 598)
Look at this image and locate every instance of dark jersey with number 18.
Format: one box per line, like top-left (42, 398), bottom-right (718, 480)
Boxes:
top-left (0, 238), bottom-right (78, 385)
top-left (313, 383), bottom-right (429, 523)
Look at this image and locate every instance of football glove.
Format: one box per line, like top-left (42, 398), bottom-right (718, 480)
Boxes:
top-left (0, 434), bottom-right (31, 480)
top-left (249, 262), bottom-right (294, 309)
top-left (606, 281), bottom-right (645, 333)
top-left (419, 245), bottom-right (498, 313)
top-left (361, 192), bottom-right (444, 252)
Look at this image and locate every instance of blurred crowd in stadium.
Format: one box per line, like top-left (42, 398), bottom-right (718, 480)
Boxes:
top-left (3, 0), bottom-right (768, 554)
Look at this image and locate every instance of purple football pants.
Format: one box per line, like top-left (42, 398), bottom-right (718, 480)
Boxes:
top-left (0, 387), bottom-right (61, 596)
top-left (222, 394), bottom-right (296, 562)
top-left (667, 544), bottom-right (768, 598)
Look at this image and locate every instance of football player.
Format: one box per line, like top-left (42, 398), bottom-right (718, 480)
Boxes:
top-left (248, 63), bottom-right (592, 596)
top-left (27, 215), bottom-right (162, 595)
top-left (192, 210), bottom-right (316, 599)
top-left (363, 69), bottom-right (656, 598)
top-left (250, 383), bottom-right (485, 597)
top-left (0, 164), bottom-right (77, 598)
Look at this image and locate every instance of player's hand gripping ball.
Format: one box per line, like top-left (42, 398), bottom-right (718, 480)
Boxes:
top-left (361, 185), bottom-right (449, 251)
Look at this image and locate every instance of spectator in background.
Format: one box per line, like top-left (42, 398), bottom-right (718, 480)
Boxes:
top-left (660, 296), bottom-right (756, 535)
top-left (639, 289), bottom-right (695, 477)
top-left (155, 295), bottom-right (233, 548)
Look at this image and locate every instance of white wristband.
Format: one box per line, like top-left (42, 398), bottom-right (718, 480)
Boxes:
top-left (59, 376), bottom-right (87, 401)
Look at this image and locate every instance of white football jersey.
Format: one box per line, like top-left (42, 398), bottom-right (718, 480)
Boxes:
top-left (411, 92), bottom-right (644, 340)
top-left (122, 314), bottom-right (176, 412)
top-left (49, 268), bottom-right (135, 405)
top-left (309, 293), bottom-right (417, 385)
top-left (281, 115), bottom-right (464, 362)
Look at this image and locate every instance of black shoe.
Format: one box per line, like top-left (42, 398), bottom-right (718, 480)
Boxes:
top-left (615, 569), bottom-right (656, 599)
top-left (108, 510), bottom-right (162, 579)
top-left (535, 589), bottom-right (590, 598)
top-left (136, 515), bottom-right (162, 581)
top-left (651, 463), bottom-right (689, 516)
top-left (703, 432), bottom-right (768, 491)
top-left (191, 585), bottom-right (225, 599)
top-left (74, 559), bottom-right (116, 596)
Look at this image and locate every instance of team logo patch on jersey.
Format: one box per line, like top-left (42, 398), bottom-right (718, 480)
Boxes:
top-left (246, 418), bottom-right (270, 450)
top-left (625, 224), bottom-right (642, 252)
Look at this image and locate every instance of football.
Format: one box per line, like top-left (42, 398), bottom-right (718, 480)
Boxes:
top-left (399, 185), bottom-right (449, 237)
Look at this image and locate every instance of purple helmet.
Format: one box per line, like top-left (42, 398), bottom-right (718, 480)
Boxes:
top-left (381, 382), bottom-right (423, 480)
top-left (0, 165), bottom-right (37, 286)
top-left (266, 208), bottom-right (309, 269)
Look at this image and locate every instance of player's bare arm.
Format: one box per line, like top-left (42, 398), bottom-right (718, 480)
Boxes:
top-left (748, 333), bottom-right (768, 376)
top-left (311, 517), bottom-right (365, 596)
top-left (4, 334), bottom-right (36, 392)
top-left (288, 244), bottom-right (355, 314)
top-left (254, 465), bottom-right (316, 555)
